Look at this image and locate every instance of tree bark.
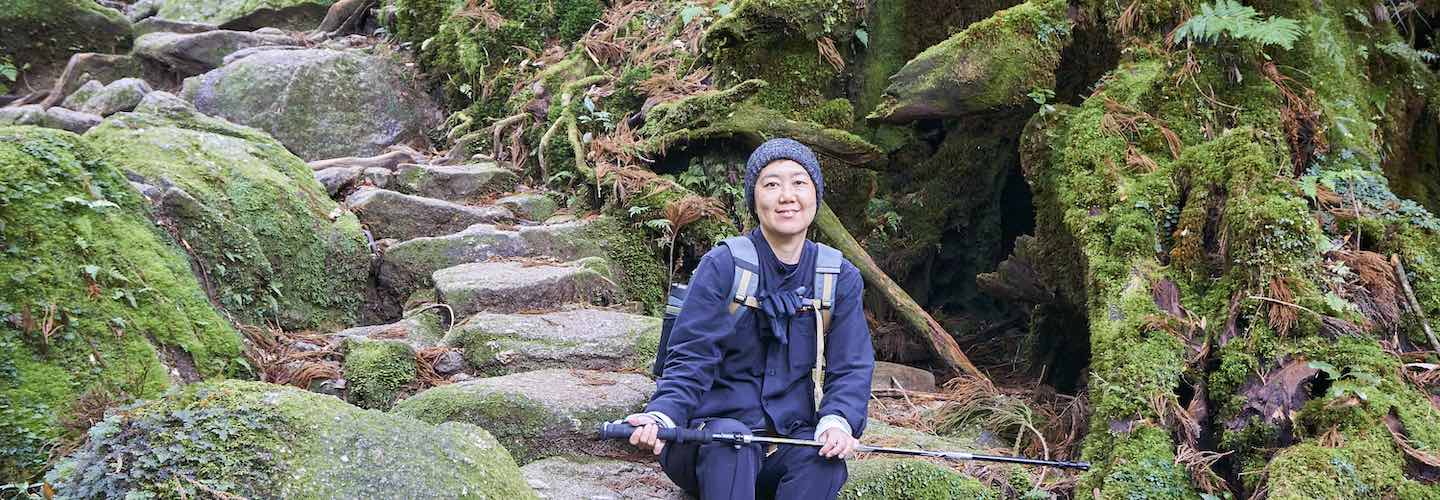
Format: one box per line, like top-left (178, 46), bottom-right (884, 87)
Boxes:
top-left (814, 202), bottom-right (987, 381)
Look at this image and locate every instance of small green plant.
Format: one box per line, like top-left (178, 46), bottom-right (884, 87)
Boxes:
top-left (576, 96), bottom-right (615, 133)
top-left (1173, 0), bottom-right (1304, 50)
top-left (0, 58), bottom-right (16, 96)
top-left (1308, 360), bottom-right (1381, 401)
top-left (679, 2), bottom-right (732, 26)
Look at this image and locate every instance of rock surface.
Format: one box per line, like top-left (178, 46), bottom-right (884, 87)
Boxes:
top-left (393, 162), bottom-right (518, 204)
top-left (496, 192), bottom-right (559, 222)
top-left (133, 16), bottom-right (219, 36)
top-left (154, 0), bottom-right (335, 31)
top-left (433, 258), bottom-right (622, 317)
top-left (135, 28), bottom-right (298, 76)
top-left (85, 91), bottom-right (371, 329)
top-left (870, 361), bottom-right (937, 393)
top-left (0, 105), bottom-right (103, 133)
top-left (40, 53), bottom-right (146, 108)
top-left (393, 369), bottom-right (655, 464)
top-left (346, 187), bottom-right (513, 241)
top-left (376, 221), bottom-right (604, 309)
top-left (445, 308), bottom-right (661, 376)
top-left (183, 48), bottom-right (439, 160)
top-left (48, 380), bottom-right (538, 498)
top-left (72, 78), bottom-right (152, 116)
top-left (316, 165), bottom-right (393, 196)
top-left (522, 456), bottom-right (686, 500)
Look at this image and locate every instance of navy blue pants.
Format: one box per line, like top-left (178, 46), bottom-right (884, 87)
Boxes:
top-left (660, 418), bottom-right (848, 500)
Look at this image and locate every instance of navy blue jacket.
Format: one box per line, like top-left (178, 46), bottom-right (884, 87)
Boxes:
top-left (645, 237), bottom-right (874, 438)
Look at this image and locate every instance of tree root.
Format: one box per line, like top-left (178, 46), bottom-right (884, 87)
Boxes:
top-left (1393, 254), bottom-right (1440, 352)
top-left (814, 202), bottom-right (987, 381)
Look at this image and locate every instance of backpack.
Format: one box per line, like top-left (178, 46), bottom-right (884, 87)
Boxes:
top-left (651, 236), bottom-right (844, 408)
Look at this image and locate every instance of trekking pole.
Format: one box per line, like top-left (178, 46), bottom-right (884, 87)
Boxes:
top-left (598, 421), bottom-right (1090, 470)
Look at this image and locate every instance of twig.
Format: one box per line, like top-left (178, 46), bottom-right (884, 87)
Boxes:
top-left (1247, 295), bottom-right (1324, 318)
top-left (1393, 255), bottom-right (1440, 352)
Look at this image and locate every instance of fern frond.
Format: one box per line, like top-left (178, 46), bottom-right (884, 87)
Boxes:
top-left (1174, 0), bottom-right (1303, 50)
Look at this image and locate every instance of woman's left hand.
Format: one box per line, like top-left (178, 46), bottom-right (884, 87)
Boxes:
top-left (817, 428), bottom-right (858, 459)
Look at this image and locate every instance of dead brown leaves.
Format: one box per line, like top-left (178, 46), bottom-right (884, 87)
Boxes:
top-left (1100, 98), bottom-right (1183, 160)
top-left (241, 324), bottom-right (343, 390)
top-left (663, 194), bottom-right (726, 233)
top-left (1266, 276), bottom-right (1298, 337)
top-left (1261, 62), bottom-right (1328, 177)
top-left (452, 0), bottom-right (505, 30)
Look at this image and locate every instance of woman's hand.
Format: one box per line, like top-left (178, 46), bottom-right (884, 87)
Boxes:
top-left (625, 414), bottom-right (665, 455)
top-left (817, 428), bottom-right (858, 459)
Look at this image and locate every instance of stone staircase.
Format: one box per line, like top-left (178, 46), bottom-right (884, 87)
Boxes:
top-left (312, 154), bottom-right (682, 498)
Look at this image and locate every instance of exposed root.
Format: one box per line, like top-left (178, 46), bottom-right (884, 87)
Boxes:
top-left (1175, 444), bottom-right (1233, 495)
top-left (816, 36), bottom-right (845, 71)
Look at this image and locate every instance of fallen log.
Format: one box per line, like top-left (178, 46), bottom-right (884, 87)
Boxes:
top-left (813, 202), bottom-right (987, 381)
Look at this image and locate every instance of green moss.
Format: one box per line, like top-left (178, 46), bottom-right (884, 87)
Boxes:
top-left (391, 384), bottom-right (558, 464)
top-left (809, 98), bottom-right (855, 129)
top-left (387, 0), bottom-right (463, 48)
top-left (49, 380), bottom-right (537, 498)
top-left (342, 339), bottom-right (417, 410)
top-left (0, 127), bottom-right (245, 481)
top-left (85, 105), bottom-right (370, 330)
top-left (1082, 425), bottom-right (1194, 498)
top-left (840, 459), bottom-right (999, 499)
top-left (581, 217), bottom-right (669, 314)
top-left (423, 0), bottom-right (603, 122)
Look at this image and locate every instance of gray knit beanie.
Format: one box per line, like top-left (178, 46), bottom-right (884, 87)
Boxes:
top-left (744, 138), bottom-right (824, 216)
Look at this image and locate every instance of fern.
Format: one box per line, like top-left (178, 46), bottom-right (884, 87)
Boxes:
top-left (1174, 0), bottom-right (1304, 50)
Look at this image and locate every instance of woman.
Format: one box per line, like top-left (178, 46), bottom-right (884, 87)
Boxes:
top-left (626, 138), bottom-right (875, 499)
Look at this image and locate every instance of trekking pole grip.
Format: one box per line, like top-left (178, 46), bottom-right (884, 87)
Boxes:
top-left (598, 421), bottom-right (714, 444)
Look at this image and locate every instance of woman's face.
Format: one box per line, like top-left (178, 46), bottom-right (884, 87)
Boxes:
top-left (753, 159), bottom-right (817, 238)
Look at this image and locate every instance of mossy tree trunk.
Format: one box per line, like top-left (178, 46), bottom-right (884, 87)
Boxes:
top-left (1011, 1), bottom-right (1440, 497)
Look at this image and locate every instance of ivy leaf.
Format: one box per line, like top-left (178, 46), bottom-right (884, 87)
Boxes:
top-left (854, 29), bottom-right (869, 48)
top-left (680, 5), bottom-right (706, 25)
top-left (0, 63), bottom-right (15, 82)
top-left (714, 2), bottom-right (732, 17)
top-left (83, 265), bottom-right (99, 280)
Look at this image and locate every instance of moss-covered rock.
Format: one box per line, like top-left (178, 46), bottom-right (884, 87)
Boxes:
top-left (432, 257), bottom-right (623, 317)
top-left (839, 459), bottom-right (999, 499)
top-left (393, 162), bottom-right (518, 204)
top-left (0, 0), bottom-right (132, 85)
top-left (154, 0), bottom-right (336, 31)
top-left (870, 0), bottom-right (1072, 122)
top-left (346, 187), bottom-right (514, 241)
top-left (84, 93), bottom-right (371, 330)
top-left (182, 48), bottom-right (440, 161)
top-left (48, 380), bottom-right (537, 498)
top-left (0, 126), bottom-right (244, 481)
top-left (443, 308), bottom-right (661, 376)
top-left (342, 338), bottom-right (417, 410)
top-left (704, 0), bottom-right (861, 120)
top-left (392, 369), bottom-right (654, 464)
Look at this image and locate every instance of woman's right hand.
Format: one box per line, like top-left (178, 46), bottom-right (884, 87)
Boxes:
top-left (625, 414), bottom-right (665, 455)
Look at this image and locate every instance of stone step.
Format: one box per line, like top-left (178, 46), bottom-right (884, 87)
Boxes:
top-left (392, 368), bottom-right (654, 464)
top-left (871, 361), bottom-right (937, 393)
top-left (433, 258), bottom-right (621, 317)
top-left (495, 192), bottom-right (559, 222)
top-left (346, 187), bottom-right (513, 241)
top-left (316, 166), bottom-right (393, 197)
top-left (394, 162), bottom-right (518, 204)
top-left (376, 221), bottom-right (605, 309)
top-left (444, 308), bottom-right (660, 377)
top-left (522, 456), bottom-right (685, 500)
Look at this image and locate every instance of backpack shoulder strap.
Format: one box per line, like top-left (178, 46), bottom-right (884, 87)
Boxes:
top-left (718, 236), bottom-right (760, 315)
top-left (813, 243), bottom-right (843, 324)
